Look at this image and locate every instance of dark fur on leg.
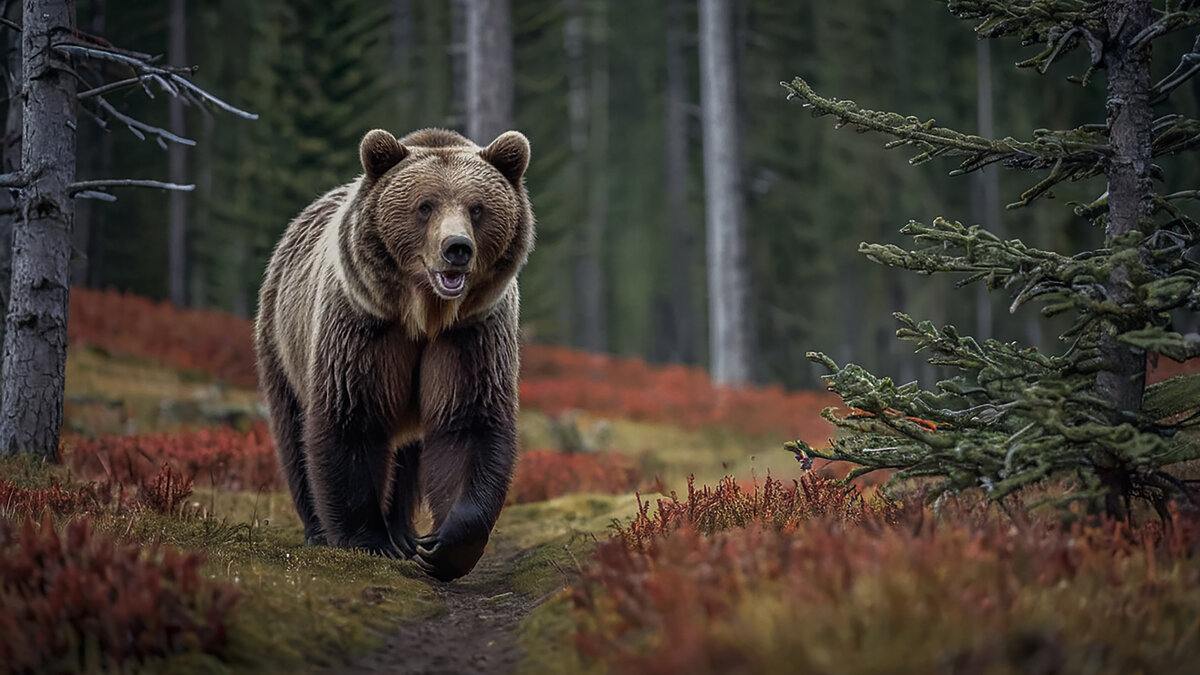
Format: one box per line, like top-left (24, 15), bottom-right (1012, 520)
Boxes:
top-left (414, 309), bottom-right (518, 581)
top-left (259, 346), bottom-right (325, 545)
top-left (304, 415), bottom-right (401, 557)
top-left (386, 441), bottom-right (422, 558)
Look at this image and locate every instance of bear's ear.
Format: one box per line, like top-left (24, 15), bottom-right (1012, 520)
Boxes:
top-left (360, 129), bottom-right (409, 181)
top-left (480, 131), bottom-right (530, 187)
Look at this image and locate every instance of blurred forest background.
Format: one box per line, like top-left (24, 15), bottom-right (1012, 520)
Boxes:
top-left (23, 0), bottom-right (1200, 390)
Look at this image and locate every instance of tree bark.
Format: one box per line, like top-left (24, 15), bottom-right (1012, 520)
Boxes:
top-left (663, 0), bottom-right (697, 364)
top-left (167, 0), bottom-right (187, 306)
top-left (971, 38), bottom-right (1000, 342)
top-left (1098, 0), bottom-right (1152, 420)
top-left (699, 0), bottom-right (750, 386)
top-left (464, 0), bottom-right (513, 144)
top-left (0, 0), bottom-right (77, 458)
top-left (0, 0), bottom-right (23, 328)
top-left (578, 0), bottom-right (608, 352)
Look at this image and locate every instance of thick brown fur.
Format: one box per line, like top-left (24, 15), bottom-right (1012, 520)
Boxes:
top-left (254, 128), bottom-right (534, 581)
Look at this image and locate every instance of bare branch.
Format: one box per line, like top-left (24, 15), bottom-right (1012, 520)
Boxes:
top-left (54, 43), bottom-right (257, 120)
top-left (93, 95), bottom-right (196, 146)
top-left (0, 16), bottom-right (19, 33)
top-left (69, 179), bottom-right (196, 195)
top-left (0, 172), bottom-right (26, 188)
top-left (73, 190), bottom-right (117, 202)
top-left (166, 72), bottom-right (257, 120)
top-left (53, 43), bottom-right (160, 72)
top-left (77, 75), bottom-right (156, 100)
top-left (1152, 36), bottom-right (1200, 104)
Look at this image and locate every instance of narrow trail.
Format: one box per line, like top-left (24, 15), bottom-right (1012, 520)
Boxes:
top-left (331, 547), bottom-right (550, 675)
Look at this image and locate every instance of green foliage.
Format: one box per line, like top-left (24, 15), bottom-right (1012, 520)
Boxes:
top-left (785, 1), bottom-right (1200, 513)
top-left (790, 315), bottom-right (1199, 508)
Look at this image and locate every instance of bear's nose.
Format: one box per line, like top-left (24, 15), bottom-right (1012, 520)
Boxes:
top-left (442, 235), bottom-right (474, 268)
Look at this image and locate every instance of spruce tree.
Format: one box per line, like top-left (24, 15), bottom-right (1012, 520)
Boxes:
top-left (785, 0), bottom-right (1200, 516)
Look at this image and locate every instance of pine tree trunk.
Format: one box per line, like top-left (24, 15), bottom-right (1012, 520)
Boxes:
top-left (699, 0), bottom-right (750, 386)
top-left (464, 0), bottom-right (513, 144)
top-left (578, 0), bottom-right (608, 352)
top-left (0, 0), bottom-right (23, 335)
top-left (663, 0), bottom-right (697, 364)
top-left (563, 0), bottom-right (589, 348)
top-left (168, 0), bottom-right (187, 306)
top-left (0, 0), bottom-right (77, 458)
top-left (1098, 0), bottom-right (1152, 420)
top-left (390, 0), bottom-right (414, 124)
top-left (972, 38), bottom-right (1000, 342)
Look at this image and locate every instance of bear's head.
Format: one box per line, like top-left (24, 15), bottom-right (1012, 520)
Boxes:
top-left (348, 128), bottom-right (534, 333)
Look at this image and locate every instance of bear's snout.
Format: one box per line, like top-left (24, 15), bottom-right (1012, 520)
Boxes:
top-left (442, 235), bottom-right (474, 268)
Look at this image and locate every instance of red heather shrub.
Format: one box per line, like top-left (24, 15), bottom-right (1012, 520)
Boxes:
top-left (0, 479), bottom-right (96, 518)
top-left (508, 450), bottom-right (642, 505)
top-left (574, 502), bottom-right (1200, 674)
top-left (0, 515), bottom-right (240, 672)
top-left (617, 474), bottom-right (894, 550)
top-left (69, 287), bottom-right (257, 389)
top-left (519, 344), bottom-right (839, 443)
top-left (136, 464), bottom-right (195, 515)
top-left (66, 423), bottom-right (281, 492)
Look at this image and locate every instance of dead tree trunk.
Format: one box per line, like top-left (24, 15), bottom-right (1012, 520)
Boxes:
top-left (0, 0), bottom-right (77, 458)
top-left (1, 0), bottom-right (23, 330)
top-left (699, 0), bottom-right (750, 386)
top-left (167, 0), bottom-right (187, 306)
top-left (1098, 0), bottom-right (1152, 420)
top-left (464, 0), bottom-right (513, 144)
top-left (663, 0), bottom-right (697, 364)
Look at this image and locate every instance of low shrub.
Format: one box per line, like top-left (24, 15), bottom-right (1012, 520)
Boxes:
top-left (0, 515), bottom-right (240, 672)
top-left (0, 479), bottom-right (98, 519)
top-left (574, 490), bottom-right (1200, 674)
top-left (617, 474), bottom-right (894, 550)
top-left (508, 450), bottom-right (642, 505)
top-left (66, 423), bottom-right (280, 492)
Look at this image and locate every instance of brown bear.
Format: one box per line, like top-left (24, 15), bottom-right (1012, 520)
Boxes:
top-left (254, 127), bottom-right (534, 581)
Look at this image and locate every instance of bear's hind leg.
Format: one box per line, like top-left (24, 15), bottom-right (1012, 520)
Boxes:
top-left (385, 440), bottom-right (421, 558)
top-left (261, 357), bottom-right (324, 545)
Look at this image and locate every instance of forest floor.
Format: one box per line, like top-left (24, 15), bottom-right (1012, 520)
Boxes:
top-left (41, 346), bottom-right (800, 674)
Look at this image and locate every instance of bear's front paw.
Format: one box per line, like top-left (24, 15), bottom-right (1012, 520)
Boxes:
top-left (414, 504), bottom-right (490, 581)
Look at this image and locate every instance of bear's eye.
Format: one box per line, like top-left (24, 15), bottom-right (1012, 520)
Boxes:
top-left (469, 204), bottom-right (484, 220)
top-left (417, 201), bottom-right (435, 217)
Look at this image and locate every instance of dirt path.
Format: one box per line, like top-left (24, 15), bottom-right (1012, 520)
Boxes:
top-left (328, 548), bottom-right (548, 675)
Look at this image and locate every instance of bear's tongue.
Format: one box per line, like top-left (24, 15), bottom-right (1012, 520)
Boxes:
top-left (438, 271), bottom-right (465, 292)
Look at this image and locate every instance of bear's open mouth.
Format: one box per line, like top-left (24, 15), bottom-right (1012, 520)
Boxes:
top-left (431, 270), bottom-right (467, 299)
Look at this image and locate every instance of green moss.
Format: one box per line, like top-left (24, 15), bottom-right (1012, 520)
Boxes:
top-left (515, 594), bottom-right (600, 675)
top-left (91, 497), bottom-right (441, 674)
top-left (0, 454), bottom-right (72, 489)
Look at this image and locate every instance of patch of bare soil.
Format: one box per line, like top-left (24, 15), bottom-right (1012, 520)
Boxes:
top-left (326, 548), bottom-right (551, 675)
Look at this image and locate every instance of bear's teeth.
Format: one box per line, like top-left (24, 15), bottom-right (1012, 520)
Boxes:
top-left (438, 271), bottom-right (465, 292)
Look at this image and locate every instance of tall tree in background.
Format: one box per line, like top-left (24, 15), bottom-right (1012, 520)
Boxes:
top-left (465, 0), bottom-right (513, 143)
top-left (699, 0), bottom-right (751, 385)
top-left (577, 0), bottom-right (609, 352)
top-left (167, 0), bottom-right (187, 306)
top-left (663, 0), bottom-right (697, 364)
